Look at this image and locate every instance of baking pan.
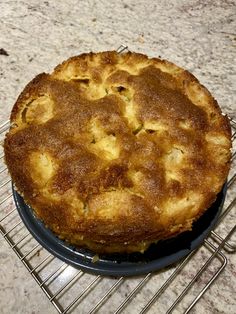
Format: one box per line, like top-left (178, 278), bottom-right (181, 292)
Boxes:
top-left (13, 183), bottom-right (227, 277)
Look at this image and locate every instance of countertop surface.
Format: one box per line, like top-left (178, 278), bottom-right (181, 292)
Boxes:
top-left (0, 1), bottom-right (236, 313)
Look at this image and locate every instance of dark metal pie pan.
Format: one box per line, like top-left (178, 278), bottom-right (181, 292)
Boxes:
top-left (13, 183), bottom-right (227, 277)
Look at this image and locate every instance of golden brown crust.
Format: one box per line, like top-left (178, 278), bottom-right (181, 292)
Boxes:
top-left (4, 51), bottom-right (232, 253)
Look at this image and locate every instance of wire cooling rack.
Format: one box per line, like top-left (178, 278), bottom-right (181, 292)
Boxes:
top-left (0, 45), bottom-right (236, 314)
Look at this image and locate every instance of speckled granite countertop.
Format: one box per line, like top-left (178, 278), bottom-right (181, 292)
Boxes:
top-left (0, 1), bottom-right (236, 313)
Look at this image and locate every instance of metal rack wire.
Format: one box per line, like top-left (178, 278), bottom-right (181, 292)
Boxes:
top-left (0, 45), bottom-right (236, 313)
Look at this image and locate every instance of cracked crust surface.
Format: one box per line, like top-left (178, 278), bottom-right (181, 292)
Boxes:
top-left (4, 51), bottom-right (231, 253)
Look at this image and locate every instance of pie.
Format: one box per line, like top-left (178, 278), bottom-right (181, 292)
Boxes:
top-left (4, 51), bottom-right (232, 253)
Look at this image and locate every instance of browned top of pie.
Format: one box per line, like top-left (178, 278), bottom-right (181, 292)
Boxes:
top-left (4, 51), bottom-right (231, 253)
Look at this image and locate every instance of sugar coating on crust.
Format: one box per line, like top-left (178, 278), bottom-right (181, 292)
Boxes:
top-left (4, 51), bottom-right (232, 253)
